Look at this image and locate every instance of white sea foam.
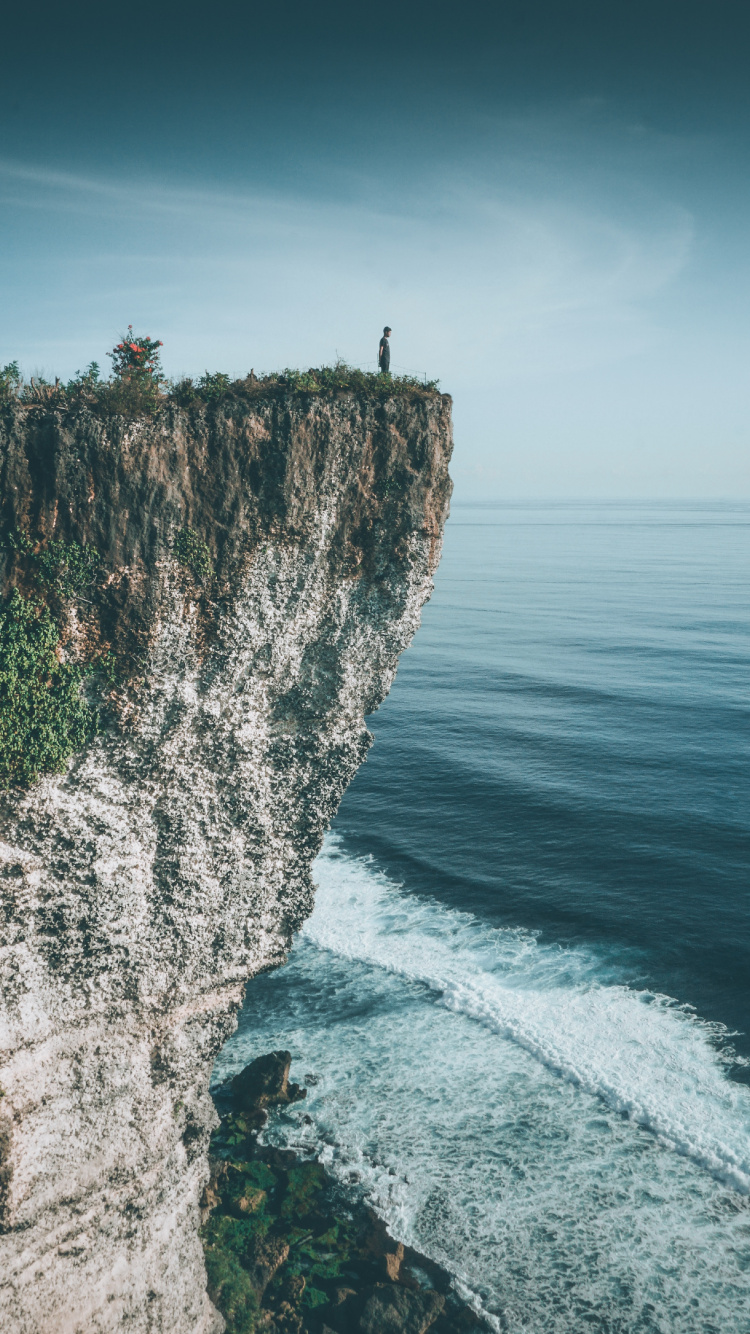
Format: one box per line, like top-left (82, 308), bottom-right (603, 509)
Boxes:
top-left (303, 837), bottom-right (750, 1194)
top-left (217, 835), bottom-right (750, 1332)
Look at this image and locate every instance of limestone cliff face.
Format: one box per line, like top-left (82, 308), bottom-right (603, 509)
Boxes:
top-left (0, 389), bottom-right (452, 1333)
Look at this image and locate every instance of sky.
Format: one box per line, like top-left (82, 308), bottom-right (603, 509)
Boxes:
top-left (2, 1), bottom-right (750, 498)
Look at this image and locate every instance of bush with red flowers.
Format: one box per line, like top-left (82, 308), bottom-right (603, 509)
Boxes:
top-left (108, 326), bottom-right (164, 382)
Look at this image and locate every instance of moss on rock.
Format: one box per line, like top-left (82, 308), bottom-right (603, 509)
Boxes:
top-left (0, 589), bottom-right (96, 789)
top-left (174, 527), bottom-right (213, 583)
top-left (202, 1063), bottom-right (490, 1334)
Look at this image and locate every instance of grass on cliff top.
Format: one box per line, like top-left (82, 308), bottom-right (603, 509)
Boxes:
top-left (0, 360), bottom-right (441, 422)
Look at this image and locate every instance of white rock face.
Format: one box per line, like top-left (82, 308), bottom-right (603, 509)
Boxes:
top-left (0, 390), bottom-right (452, 1332)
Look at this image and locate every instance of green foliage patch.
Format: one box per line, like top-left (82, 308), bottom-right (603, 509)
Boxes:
top-left (198, 370), bottom-right (232, 399)
top-left (270, 361), bottom-right (440, 396)
top-left (0, 361), bottom-right (22, 401)
top-left (301, 1284), bottom-right (329, 1310)
top-left (0, 531), bottom-right (116, 789)
top-left (202, 1111), bottom-right (365, 1333)
top-left (0, 333), bottom-right (440, 421)
top-left (280, 1163), bottom-right (327, 1222)
top-left (202, 1216), bottom-right (261, 1334)
top-left (173, 527), bottom-right (213, 583)
top-left (4, 530), bottom-right (100, 598)
top-left (92, 375), bottom-right (164, 419)
top-left (166, 362), bottom-right (439, 411)
top-left (0, 591), bottom-right (96, 789)
top-left (34, 539), bottom-right (100, 598)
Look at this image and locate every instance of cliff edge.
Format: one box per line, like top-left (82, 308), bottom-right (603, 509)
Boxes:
top-left (0, 385), bottom-right (452, 1332)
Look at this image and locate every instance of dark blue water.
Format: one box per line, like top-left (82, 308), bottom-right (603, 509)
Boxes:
top-left (339, 500), bottom-right (750, 1061)
top-left (217, 501), bottom-right (750, 1333)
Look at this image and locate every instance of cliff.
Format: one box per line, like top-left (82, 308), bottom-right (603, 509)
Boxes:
top-left (0, 386), bottom-right (452, 1333)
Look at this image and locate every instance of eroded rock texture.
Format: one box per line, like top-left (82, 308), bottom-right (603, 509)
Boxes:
top-left (0, 389), bottom-right (452, 1332)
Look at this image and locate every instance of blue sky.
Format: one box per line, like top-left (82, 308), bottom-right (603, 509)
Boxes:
top-left (2, 2), bottom-right (750, 497)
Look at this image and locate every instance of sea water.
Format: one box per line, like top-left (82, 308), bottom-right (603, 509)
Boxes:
top-left (214, 501), bottom-right (750, 1332)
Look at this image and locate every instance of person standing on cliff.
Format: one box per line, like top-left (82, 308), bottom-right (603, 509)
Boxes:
top-left (378, 326), bottom-right (391, 374)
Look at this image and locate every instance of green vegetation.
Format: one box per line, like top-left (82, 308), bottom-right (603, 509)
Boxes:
top-left (0, 531), bottom-right (116, 789)
top-left (0, 362), bottom-right (22, 398)
top-left (95, 327), bottom-right (165, 415)
top-left (92, 375), bottom-right (165, 418)
top-left (168, 371), bottom-right (232, 407)
top-left (0, 591), bottom-right (97, 789)
top-left (35, 539), bottom-right (99, 598)
top-left (0, 328), bottom-right (440, 422)
top-left (267, 362), bottom-right (440, 395)
top-left (202, 1110), bottom-right (360, 1334)
top-left (4, 530), bottom-right (100, 598)
top-left (108, 326), bottom-right (164, 382)
top-left (174, 527), bottom-right (213, 583)
top-left (198, 370), bottom-right (232, 399)
top-left (203, 1215), bottom-right (262, 1334)
top-left (165, 361), bottom-right (440, 410)
top-left (201, 1098), bottom-right (479, 1334)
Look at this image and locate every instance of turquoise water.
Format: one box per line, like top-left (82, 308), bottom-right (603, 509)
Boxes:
top-left (216, 501), bottom-right (750, 1332)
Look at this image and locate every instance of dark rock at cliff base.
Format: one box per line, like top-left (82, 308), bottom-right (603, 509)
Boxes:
top-left (232, 1051), bottom-right (307, 1113)
top-left (247, 1236), bottom-right (291, 1296)
top-left (358, 1284), bottom-right (445, 1333)
top-left (202, 1056), bottom-right (491, 1334)
top-left (364, 1207), bottom-right (405, 1281)
top-left (329, 1283), bottom-right (445, 1334)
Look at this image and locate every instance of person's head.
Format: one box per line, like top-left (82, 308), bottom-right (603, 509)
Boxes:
top-left (383, 326), bottom-right (391, 336)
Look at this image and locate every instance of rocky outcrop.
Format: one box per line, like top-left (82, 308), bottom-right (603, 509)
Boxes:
top-left (0, 388), bottom-right (452, 1333)
top-left (232, 1050), bottom-right (307, 1127)
top-left (202, 1056), bottom-right (488, 1334)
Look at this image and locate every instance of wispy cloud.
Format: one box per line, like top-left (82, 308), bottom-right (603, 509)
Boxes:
top-left (0, 155), bottom-right (694, 385)
top-left (9, 153), bottom-right (742, 500)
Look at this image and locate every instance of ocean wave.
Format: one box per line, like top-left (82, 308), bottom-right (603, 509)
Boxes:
top-left (303, 835), bottom-right (750, 1194)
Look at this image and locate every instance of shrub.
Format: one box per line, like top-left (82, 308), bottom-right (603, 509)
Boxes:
top-left (0, 591), bottom-right (96, 789)
top-left (64, 363), bottom-right (101, 402)
top-left (99, 326), bottom-right (165, 419)
top-left (168, 372), bottom-right (231, 406)
top-left (95, 375), bottom-right (164, 418)
top-left (174, 527), bottom-right (213, 583)
top-left (0, 362), bottom-right (22, 401)
top-left (3, 531), bottom-right (100, 599)
top-left (108, 326), bottom-right (164, 382)
top-left (197, 371), bottom-right (231, 400)
top-left (35, 539), bottom-right (99, 598)
top-left (0, 338), bottom-right (440, 424)
top-left (271, 361), bottom-right (440, 396)
top-left (169, 377), bottom-right (198, 407)
top-left (20, 377), bottom-right (64, 406)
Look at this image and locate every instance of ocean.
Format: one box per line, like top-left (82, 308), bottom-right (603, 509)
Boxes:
top-left (214, 500), bottom-right (750, 1332)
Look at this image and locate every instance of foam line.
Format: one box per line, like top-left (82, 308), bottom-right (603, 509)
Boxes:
top-left (304, 836), bottom-right (750, 1194)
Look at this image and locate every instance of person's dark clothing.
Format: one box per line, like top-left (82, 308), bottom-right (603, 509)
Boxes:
top-left (378, 335), bottom-right (390, 373)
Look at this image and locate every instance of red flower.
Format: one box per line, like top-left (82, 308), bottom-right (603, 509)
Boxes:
top-left (117, 343), bottom-right (123, 349)
top-left (130, 343), bottom-right (139, 352)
